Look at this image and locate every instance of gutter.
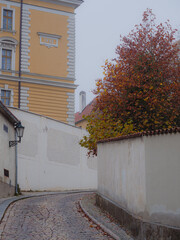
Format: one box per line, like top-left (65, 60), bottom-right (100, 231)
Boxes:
top-left (18, 0), bottom-right (23, 108)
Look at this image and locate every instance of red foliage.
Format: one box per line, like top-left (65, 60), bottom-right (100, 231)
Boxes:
top-left (94, 9), bottom-right (180, 131)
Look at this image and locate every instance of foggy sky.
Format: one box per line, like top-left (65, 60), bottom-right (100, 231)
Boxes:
top-left (75, 0), bottom-right (180, 112)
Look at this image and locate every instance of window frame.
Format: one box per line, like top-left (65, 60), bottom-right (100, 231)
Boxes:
top-left (2, 49), bottom-right (12, 70)
top-left (1, 89), bottom-right (11, 106)
top-left (3, 9), bottom-right (13, 31)
top-left (0, 37), bottom-right (18, 75)
top-left (1, 7), bottom-right (15, 34)
top-left (0, 85), bottom-right (14, 107)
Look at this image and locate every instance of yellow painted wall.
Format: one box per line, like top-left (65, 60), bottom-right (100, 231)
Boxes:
top-left (9, 0), bottom-right (74, 13)
top-left (0, 0), bottom-right (77, 123)
top-left (0, 4), bottom-right (20, 72)
top-left (0, 79), bottom-right (74, 123)
top-left (24, 0), bottom-right (74, 13)
top-left (22, 82), bottom-right (73, 122)
top-left (29, 9), bottom-right (69, 77)
top-left (21, 73), bottom-right (74, 84)
top-left (0, 1), bottom-right (73, 77)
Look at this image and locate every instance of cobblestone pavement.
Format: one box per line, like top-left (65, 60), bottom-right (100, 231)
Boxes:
top-left (0, 193), bottom-right (114, 240)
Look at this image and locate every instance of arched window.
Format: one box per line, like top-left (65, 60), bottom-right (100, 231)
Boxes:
top-left (0, 37), bottom-right (18, 74)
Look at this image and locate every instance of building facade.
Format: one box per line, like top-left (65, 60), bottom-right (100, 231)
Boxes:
top-left (0, 0), bottom-right (82, 125)
top-left (0, 100), bottom-right (19, 198)
top-left (75, 93), bottom-right (96, 129)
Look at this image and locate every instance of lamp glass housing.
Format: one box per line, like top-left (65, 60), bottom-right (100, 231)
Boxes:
top-left (16, 124), bottom-right (24, 138)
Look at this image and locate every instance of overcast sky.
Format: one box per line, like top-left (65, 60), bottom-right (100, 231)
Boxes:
top-left (75, 0), bottom-right (180, 112)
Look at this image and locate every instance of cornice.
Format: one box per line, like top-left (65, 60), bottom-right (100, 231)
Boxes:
top-left (37, 32), bottom-right (62, 39)
top-left (38, 0), bottom-right (83, 9)
top-left (0, 0), bottom-right (82, 12)
top-left (0, 70), bottom-right (75, 81)
top-left (22, 71), bottom-right (74, 81)
top-left (0, 74), bottom-right (78, 89)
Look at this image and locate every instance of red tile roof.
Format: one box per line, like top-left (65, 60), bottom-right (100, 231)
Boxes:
top-left (75, 98), bottom-right (96, 123)
top-left (97, 127), bottom-right (180, 144)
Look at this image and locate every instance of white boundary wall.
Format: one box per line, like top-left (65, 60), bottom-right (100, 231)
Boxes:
top-left (0, 113), bottom-right (15, 197)
top-left (97, 132), bottom-right (180, 228)
top-left (11, 108), bottom-right (97, 191)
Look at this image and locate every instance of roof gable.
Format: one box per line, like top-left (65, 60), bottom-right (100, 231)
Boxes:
top-left (0, 101), bottom-right (19, 126)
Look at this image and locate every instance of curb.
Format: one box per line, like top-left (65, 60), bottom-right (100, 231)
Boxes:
top-left (79, 200), bottom-right (120, 240)
top-left (0, 196), bottom-right (28, 223)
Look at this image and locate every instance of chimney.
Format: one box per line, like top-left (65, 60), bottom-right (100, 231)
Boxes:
top-left (79, 91), bottom-right (86, 112)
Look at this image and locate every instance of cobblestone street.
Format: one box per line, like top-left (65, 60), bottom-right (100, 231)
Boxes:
top-left (0, 193), bottom-right (114, 240)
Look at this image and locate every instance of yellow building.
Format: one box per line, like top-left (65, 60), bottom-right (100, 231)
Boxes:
top-left (0, 0), bottom-right (82, 124)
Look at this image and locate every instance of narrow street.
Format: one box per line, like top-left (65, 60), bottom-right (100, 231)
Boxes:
top-left (0, 193), bottom-right (114, 240)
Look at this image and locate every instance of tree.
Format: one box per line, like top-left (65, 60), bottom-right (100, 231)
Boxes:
top-left (80, 9), bottom-right (180, 156)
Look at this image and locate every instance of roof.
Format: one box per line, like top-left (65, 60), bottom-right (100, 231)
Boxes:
top-left (54, 0), bottom-right (83, 8)
top-left (75, 98), bottom-right (96, 124)
top-left (97, 127), bottom-right (180, 144)
top-left (0, 101), bottom-right (19, 126)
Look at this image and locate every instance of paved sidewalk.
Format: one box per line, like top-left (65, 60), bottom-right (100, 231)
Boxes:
top-left (80, 194), bottom-right (134, 240)
top-left (0, 192), bottom-right (133, 240)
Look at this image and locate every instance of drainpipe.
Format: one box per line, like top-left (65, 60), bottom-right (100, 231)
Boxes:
top-left (18, 0), bottom-right (23, 108)
top-left (15, 131), bottom-right (18, 195)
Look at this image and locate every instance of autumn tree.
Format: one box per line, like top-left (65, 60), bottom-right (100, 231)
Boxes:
top-left (80, 9), bottom-right (180, 156)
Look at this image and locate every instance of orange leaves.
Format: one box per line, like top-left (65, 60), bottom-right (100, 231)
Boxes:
top-left (80, 9), bottom-right (180, 157)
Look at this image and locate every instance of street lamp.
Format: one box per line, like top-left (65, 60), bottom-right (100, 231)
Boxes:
top-left (9, 122), bottom-right (25, 147)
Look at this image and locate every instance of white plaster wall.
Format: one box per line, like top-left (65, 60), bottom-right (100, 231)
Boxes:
top-left (0, 113), bottom-right (15, 197)
top-left (98, 138), bottom-right (146, 215)
top-left (145, 134), bottom-right (180, 227)
top-left (97, 132), bottom-right (180, 227)
top-left (10, 108), bottom-right (97, 191)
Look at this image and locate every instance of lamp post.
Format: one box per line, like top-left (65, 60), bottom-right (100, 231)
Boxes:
top-left (9, 121), bottom-right (25, 195)
top-left (9, 122), bottom-right (24, 147)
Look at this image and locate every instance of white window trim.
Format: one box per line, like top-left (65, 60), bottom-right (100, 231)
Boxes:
top-left (0, 84), bottom-right (14, 107)
top-left (0, 37), bottom-right (18, 75)
top-left (1, 6), bottom-right (16, 34)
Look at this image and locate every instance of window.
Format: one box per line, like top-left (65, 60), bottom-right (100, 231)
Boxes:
top-left (1, 90), bottom-right (11, 106)
top-left (1, 7), bottom-right (15, 34)
top-left (2, 49), bottom-right (12, 70)
top-left (3, 9), bottom-right (13, 31)
top-left (3, 124), bottom-right (8, 133)
top-left (0, 85), bottom-right (14, 106)
top-left (0, 37), bottom-right (18, 74)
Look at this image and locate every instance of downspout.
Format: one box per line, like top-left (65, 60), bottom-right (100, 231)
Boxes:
top-left (18, 0), bottom-right (23, 108)
top-left (15, 131), bottom-right (18, 195)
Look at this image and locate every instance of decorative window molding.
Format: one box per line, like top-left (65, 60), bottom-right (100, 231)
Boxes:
top-left (37, 32), bottom-right (61, 48)
top-left (0, 37), bottom-right (18, 75)
top-left (0, 84), bottom-right (14, 107)
top-left (1, 7), bottom-right (16, 35)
